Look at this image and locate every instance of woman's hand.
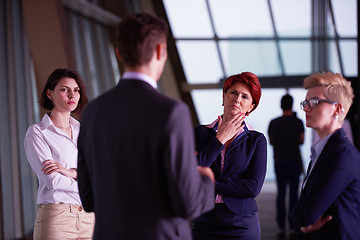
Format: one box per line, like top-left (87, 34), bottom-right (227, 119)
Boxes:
top-left (216, 114), bottom-right (245, 145)
top-left (42, 160), bottom-right (77, 180)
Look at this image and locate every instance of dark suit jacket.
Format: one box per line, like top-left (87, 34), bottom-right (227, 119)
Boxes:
top-left (77, 79), bottom-right (215, 240)
top-left (194, 123), bottom-right (267, 215)
top-left (289, 128), bottom-right (360, 240)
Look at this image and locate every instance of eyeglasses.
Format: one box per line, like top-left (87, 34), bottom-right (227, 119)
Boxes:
top-left (300, 98), bottom-right (337, 110)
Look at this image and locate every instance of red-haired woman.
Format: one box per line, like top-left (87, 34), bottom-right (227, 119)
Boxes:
top-left (192, 72), bottom-right (267, 240)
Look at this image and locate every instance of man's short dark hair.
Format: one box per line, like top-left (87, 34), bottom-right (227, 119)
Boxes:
top-left (116, 12), bottom-right (168, 67)
top-left (281, 94), bottom-right (293, 110)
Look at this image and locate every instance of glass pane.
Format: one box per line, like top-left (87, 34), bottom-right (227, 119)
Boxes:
top-left (340, 40), bottom-right (358, 76)
top-left (83, 19), bottom-right (102, 97)
top-left (209, 0), bottom-right (273, 37)
top-left (249, 88), bottom-right (311, 181)
top-left (192, 88), bottom-right (312, 181)
top-left (219, 40), bottom-right (281, 76)
top-left (327, 9), bottom-right (336, 38)
top-left (191, 89), bottom-right (223, 124)
top-left (279, 41), bottom-right (311, 75)
top-left (176, 40), bottom-right (223, 84)
top-left (331, 0), bottom-right (357, 37)
top-left (328, 40), bottom-right (341, 73)
top-left (327, 40), bottom-right (357, 76)
top-left (271, 0), bottom-right (311, 37)
top-left (162, 0), bottom-right (213, 38)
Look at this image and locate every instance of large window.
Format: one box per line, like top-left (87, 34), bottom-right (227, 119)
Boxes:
top-left (163, 0), bottom-right (358, 181)
top-left (0, 0), bottom-right (38, 238)
top-left (64, 0), bottom-right (121, 100)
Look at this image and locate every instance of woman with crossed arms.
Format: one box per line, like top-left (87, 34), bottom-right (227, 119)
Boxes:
top-left (24, 68), bottom-right (94, 239)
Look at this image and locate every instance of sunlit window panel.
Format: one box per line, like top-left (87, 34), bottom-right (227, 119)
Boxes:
top-left (270, 0), bottom-right (311, 37)
top-left (176, 41), bottom-right (224, 84)
top-left (209, 0), bottom-right (273, 37)
top-left (340, 40), bottom-right (358, 76)
top-left (327, 11), bottom-right (336, 38)
top-left (331, 0), bottom-right (357, 37)
top-left (162, 0), bottom-right (213, 38)
top-left (328, 40), bottom-right (342, 73)
top-left (248, 88), bottom-right (311, 181)
top-left (191, 89), bottom-right (223, 124)
top-left (279, 41), bottom-right (311, 75)
top-left (219, 40), bottom-right (281, 76)
top-left (327, 40), bottom-right (357, 76)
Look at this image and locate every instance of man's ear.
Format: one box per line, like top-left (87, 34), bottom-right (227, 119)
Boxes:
top-left (115, 48), bottom-right (123, 62)
top-left (156, 43), bottom-right (167, 60)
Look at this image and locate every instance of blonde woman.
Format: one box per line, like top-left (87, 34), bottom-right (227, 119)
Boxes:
top-left (289, 72), bottom-right (360, 239)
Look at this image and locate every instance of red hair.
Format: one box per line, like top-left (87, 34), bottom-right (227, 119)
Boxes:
top-left (223, 72), bottom-right (262, 114)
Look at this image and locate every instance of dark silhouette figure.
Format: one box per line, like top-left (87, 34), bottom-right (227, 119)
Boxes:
top-left (268, 94), bottom-right (304, 235)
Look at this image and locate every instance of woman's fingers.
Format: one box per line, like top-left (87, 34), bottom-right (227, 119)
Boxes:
top-left (42, 160), bottom-right (60, 174)
top-left (217, 113), bottom-right (246, 144)
top-left (233, 113), bottom-right (245, 129)
top-left (231, 113), bottom-right (245, 124)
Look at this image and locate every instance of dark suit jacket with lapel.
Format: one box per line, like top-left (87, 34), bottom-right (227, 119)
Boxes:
top-left (289, 128), bottom-right (360, 239)
top-left (77, 79), bottom-right (215, 240)
top-left (194, 123), bottom-right (267, 215)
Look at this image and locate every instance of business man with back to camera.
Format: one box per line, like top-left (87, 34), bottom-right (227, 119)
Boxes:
top-left (77, 12), bottom-right (215, 240)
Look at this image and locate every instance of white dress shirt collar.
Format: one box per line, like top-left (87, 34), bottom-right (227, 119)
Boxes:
top-left (122, 72), bottom-right (157, 89)
top-left (40, 113), bottom-right (80, 131)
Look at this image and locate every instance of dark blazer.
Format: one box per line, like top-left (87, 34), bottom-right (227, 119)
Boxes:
top-left (194, 123), bottom-right (267, 215)
top-left (77, 79), bottom-right (215, 240)
top-left (289, 128), bottom-right (360, 240)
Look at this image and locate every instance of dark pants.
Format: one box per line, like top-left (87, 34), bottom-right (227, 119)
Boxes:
top-left (193, 204), bottom-right (260, 240)
top-left (193, 230), bottom-right (252, 240)
top-left (276, 168), bottom-right (300, 230)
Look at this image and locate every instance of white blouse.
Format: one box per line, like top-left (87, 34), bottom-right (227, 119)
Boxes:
top-left (24, 113), bottom-right (81, 205)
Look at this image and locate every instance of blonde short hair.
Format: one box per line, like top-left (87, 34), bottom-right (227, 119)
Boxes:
top-left (303, 72), bottom-right (354, 122)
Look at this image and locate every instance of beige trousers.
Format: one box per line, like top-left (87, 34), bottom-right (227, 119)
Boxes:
top-left (33, 204), bottom-right (95, 240)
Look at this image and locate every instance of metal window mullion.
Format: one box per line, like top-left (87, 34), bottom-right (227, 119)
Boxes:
top-left (205, 0), bottom-right (227, 79)
top-left (312, 0), bottom-right (327, 72)
top-left (329, 0), bottom-right (344, 75)
top-left (267, 0), bottom-right (285, 75)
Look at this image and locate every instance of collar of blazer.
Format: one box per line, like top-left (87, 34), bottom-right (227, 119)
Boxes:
top-left (302, 128), bottom-right (345, 191)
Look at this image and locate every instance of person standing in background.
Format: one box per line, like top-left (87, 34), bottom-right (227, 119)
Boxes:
top-left (268, 94), bottom-right (304, 237)
top-left (24, 68), bottom-right (94, 240)
top-left (77, 12), bottom-right (215, 240)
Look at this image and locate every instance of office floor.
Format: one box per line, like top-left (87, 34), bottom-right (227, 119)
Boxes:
top-left (257, 181), bottom-right (300, 240)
